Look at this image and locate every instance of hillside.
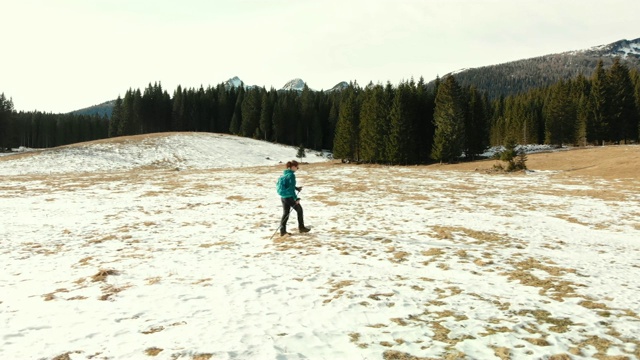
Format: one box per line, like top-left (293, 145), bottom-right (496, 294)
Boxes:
top-left (0, 132), bottom-right (329, 176)
top-left (442, 37), bottom-right (640, 98)
top-left (69, 99), bottom-right (115, 117)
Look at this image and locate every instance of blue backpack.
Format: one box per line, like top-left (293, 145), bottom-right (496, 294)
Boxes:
top-left (276, 175), bottom-right (289, 196)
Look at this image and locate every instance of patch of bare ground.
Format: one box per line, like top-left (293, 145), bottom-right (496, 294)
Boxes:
top-left (145, 347), bottom-right (163, 356)
top-left (322, 279), bottom-right (356, 303)
top-left (501, 257), bottom-right (583, 301)
top-left (42, 288), bottom-right (69, 301)
top-left (51, 351), bottom-right (82, 360)
top-left (383, 350), bottom-right (439, 360)
top-left (189, 354), bottom-right (213, 360)
top-left (91, 269), bottom-right (119, 282)
top-left (429, 226), bottom-right (522, 248)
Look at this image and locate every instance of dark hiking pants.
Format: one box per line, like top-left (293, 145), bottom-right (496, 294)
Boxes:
top-left (280, 197), bottom-right (304, 234)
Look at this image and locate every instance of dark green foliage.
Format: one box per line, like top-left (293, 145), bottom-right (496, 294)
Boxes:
top-left (544, 80), bottom-right (576, 146)
top-left (296, 144), bottom-right (306, 160)
top-left (464, 86), bottom-right (488, 159)
top-left (259, 90), bottom-right (274, 141)
top-left (109, 97), bottom-right (123, 138)
top-left (332, 84), bottom-right (360, 161)
top-left (359, 83), bottom-right (389, 163)
top-left (1, 93), bottom-right (15, 151)
top-left (496, 138), bottom-right (527, 172)
top-left (607, 58), bottom-right (639, 143)
top-left (241, 87), bottom-right (262, 138)
top-left (432, 76), bottom-right (465, 163)
top-left (387, 82), bottom-right (416, 164)
top-left (587, 61), bottom-right (609, 145)
top-left (414, 77), bottom-right (436, 162)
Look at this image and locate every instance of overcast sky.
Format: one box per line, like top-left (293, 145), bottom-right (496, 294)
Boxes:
top-left (2, 0), bottom-right (639, 113)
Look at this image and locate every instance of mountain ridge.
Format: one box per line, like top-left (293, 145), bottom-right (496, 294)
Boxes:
top-left (71, 37), bottom-right (640, 116)
top-left (436, 37), bottom-right (640, 98)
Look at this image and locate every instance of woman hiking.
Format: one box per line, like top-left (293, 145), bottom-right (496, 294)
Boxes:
top-left (276, 160), bottom-right (311, 236)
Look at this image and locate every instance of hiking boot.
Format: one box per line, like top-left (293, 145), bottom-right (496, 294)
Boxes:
top-left (280, 232), bottom-right (292, 237)
top-left (299, 226), bottom-right (311, 233)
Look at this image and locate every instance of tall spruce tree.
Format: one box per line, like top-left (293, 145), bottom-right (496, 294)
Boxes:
top-left (0, 93), bottom-right (14, 151)
top-left (259, 90), bottom-right (274, 141)
top-left (359, 83), bottom-right (388, 163)
top-left (240, 87), bottom-right (262, 138)
top-left (632, 69), bottom-right (640, 140)
top-left (607, 58), bottom-right (639, 143)
top-left (415, 77), bottom-right (435, 162)
top-left (229, 86), bottom-right (244, 134)
top-left (545, 80), bottom-right (575, 146)
top-left (271, 100), bottom-right (285, 143)
top-left (109, 96), bottom-right (123, 138)
top-left (387, 82), bottom-right (415, 164)
top-left (587, 60), bottom-right (610, 145)
top-left (431, 76), bottom-right (465, 163)
top-left (332, 86), bottom-right (359, 161)
top-left (575, 94), bottom-right (589, 146)
top-left (464, 86), bottom-right (487, 159)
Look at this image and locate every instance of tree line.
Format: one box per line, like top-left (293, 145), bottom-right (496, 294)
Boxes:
top-left (1, 57), bottom-right (639, 164)
top-left (491, 58), bottom-right (640, 147)
top-left (0, 93), bottom-right (109, 150)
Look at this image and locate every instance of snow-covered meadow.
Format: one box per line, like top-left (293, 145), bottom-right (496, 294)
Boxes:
top-left (1, 133), bottom-right (639, 360)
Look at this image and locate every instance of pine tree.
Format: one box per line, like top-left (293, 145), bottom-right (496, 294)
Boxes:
top-left (172, 86), bottom-right (185, 131)
top-left (415, 77), bottom-right (435, 162)
top-left (431, 76), bottom-right (465, 163)
top-left (119, 89), bottom-right (135, 136)
top-left (240, 87), bottom-right (262, 138)
top-left (271, 100), bottom-right (285, 143)
top-left (632, 69), bottom-right (640, 141)
top-left (387, 82), bottom-right (415, 164)
top-left (259, 90), bottom-right (274, 141)
top-left (545, 80), bottom-right (575, 146)
top-left (229, 86), bottom-right (244, 135)
top-left (109, 96), bottom-right (123, 138)
top-left (575, 94), bottom-right (589, 146)
top-left (464, 86), bottom-right (488, 159)
top-left (359, 83), bottom-right (388, 163)
top-left (332, 86), bottom-right (359, 161)
top-left (0, 93), bottom-right (14, 151)
top-left (587, 60), bottom-right (609, 145)
top-left (132, 89), bottom-right (143, 134)
top-left (607, 58), bottom-right (639, 143)
top-left (300, 84), bottom-right (314, 145)
top-left (296, 144), bottom-right (306, 161)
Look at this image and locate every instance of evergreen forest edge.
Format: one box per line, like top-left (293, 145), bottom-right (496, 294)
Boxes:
top-left (1, 58), bottom-right (640, 165)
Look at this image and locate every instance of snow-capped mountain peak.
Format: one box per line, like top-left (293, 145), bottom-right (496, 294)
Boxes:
top-left (281, 78), bottom-right (307, 91)
top-left (327, 81), bottom-right (349, 92)
top-left (567, 37), bottom-right (640, 59)
top-left (224, 76), bottom-right (244, 89)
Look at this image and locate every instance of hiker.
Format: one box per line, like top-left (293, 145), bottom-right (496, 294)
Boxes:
top-left (276, 160), bottom-right (311, 236)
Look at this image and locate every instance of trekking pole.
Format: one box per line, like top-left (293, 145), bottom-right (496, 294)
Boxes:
top-left (269, 189), bottom-right (301, 240)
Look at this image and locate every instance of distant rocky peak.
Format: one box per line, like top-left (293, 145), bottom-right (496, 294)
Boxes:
top-left (281, 78), bottom-right (306, 91)
top-left (224, 76), bottom-right (244, 89)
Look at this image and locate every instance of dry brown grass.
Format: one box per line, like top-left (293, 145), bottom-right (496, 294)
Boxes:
top-left (427, 145), bottom-right (640, 182)
top-left (191, 354), bottom-right (213, 360)
top-left (91, 269), bottom-right (119, 282)
top-left (144, 347), bottom-right (163, 356)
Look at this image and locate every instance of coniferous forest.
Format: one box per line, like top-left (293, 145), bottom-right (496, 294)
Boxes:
top-left (1, 58), bottom-right (639, 164)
